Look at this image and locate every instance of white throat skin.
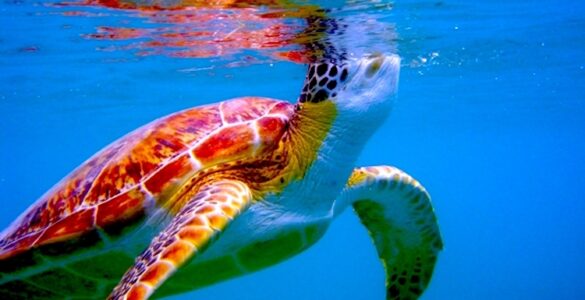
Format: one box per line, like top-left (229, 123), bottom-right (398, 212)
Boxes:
top-left (299, 99), bottom-right (395, 216)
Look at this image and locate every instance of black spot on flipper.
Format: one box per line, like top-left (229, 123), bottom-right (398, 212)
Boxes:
top-left (163, 238), bottom-right (174, 247)
top-left (340, 68), bottom-right (348, 81)
top-left (317, 64), bottom-right (328, 76)
top-left (411, 274), bottom-right (420, 283)
top-left (318, 77), bottom-right (328, 86)
top-left (312, 89), bottom-right (329, 102)
top-left (329, 65), bottom-right (338, 76)
top-left (409, 286), bottom-right (422, 295)
top-left (327, 80), bottom-right (337, 90)
top-left (433, 239), bottom-right (443, 249)
top-left (308, 65), bottom-right (315, 79)
top-left (388, 284), bottom-right (400, 298)
top-left (136, 261), bottom-right (146, 274)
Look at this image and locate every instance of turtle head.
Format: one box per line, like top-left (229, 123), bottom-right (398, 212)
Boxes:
top-left (298, 53), bottom-right (400, 118)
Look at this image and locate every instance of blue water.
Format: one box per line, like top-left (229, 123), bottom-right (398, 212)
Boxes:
top-left (1, 0), bottom-right (585, 299)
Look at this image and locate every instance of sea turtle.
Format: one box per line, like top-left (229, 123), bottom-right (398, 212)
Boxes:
top-left (0, 53), bottom-right (442, 300)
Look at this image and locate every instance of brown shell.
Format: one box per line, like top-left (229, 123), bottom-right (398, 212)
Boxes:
top-left (0, 97), bottom-right (294, 260)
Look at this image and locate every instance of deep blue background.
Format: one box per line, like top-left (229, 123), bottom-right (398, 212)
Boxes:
top-left (1, 0), bottom-right (584, 299)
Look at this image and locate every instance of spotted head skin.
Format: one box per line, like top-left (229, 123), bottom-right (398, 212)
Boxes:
top-left (292, 54), bottom-right (402, 205)
top-left (299, 53), bottom-right (400, 119)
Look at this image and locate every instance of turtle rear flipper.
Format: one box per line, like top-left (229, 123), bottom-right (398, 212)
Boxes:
top-left (337, 166), bottom-right (443, 300)
top-left (108, 179), bottom-right (253, 300)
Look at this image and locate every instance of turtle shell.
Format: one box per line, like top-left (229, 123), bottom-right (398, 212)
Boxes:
top-left (0, 97), bottom-right (294, 261)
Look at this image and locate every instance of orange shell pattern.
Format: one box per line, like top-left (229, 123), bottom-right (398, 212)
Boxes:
top-left (0, 97), bottom-right (294, 260)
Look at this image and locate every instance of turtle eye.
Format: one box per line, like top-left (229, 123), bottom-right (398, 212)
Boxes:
top-left (365, 56), bottom-right (384, 78)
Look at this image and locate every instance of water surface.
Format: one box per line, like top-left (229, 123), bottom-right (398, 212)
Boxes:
top-left (1, 0), bottom-right (584, 299)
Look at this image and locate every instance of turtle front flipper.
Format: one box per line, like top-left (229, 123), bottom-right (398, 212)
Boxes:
top-left (108, 179), bottom-right (253, 300)
top-left (336, 166), bottom-right (443, 300)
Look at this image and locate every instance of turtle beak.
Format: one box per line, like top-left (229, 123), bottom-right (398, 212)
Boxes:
top-left (376, 54), bottom-right (400, 96)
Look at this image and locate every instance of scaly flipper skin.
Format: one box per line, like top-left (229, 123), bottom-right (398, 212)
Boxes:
top-left (108, 179), bottom-right (252, 300)
top-left (337, 166), bottom-right (443, 300)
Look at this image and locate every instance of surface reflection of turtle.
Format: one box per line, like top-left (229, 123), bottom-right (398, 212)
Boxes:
top-left (0, 53), bottom-right (442, 300)
top-left (66, 0), bottom-right (323, 61)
